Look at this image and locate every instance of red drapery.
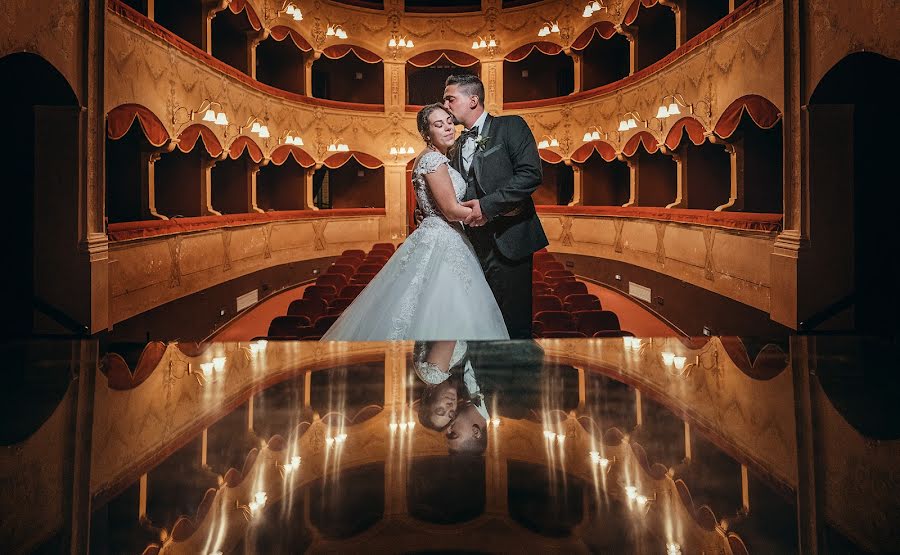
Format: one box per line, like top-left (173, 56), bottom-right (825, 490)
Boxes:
top-left (570, 141), bottom-right (618, 163)
top-left (322, 151), bottom-right (384, 169)
top-left (536, 205), bottom-right (782, 232)
top-left (176, 124), bottom-right (224, 157)
top-left (539, 149), bottom-right (564, 164)
top-left (571, 21), bottom-right (619, 51)
top-left (622, 131), bottom-right (660, 156)
top-left (407, 50), bottom-right (480, 68)
top-left (269, 25), bottom-right (313, 51)
top-left (226, 0), bottom-right (262, 31)
top-left (624, 0), bottom-right (662, 25)
top-left (228, 135), bottom-right (264, 162)
top-left (270, 145), bottom-right (316, 167)
top-left (107, 103), bottom-right (170, 146)
top-left (664, 117), bottom-right (708, 150)
top-left (714, 95), bottom-right (782, 139)
top-left (504, 41), bottom-right (564, 62)
top-left (322, 44), bottom-right (383, 64)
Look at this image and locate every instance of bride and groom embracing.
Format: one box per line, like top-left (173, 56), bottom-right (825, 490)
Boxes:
top-left (322, 74), bottom-right (548, 341)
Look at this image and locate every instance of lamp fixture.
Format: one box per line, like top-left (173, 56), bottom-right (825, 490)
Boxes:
top-left (327, 25), bottom-right (347, 39)
top-left (177, 100), bottom-right (228, 127)
top-left (388, 35), bottom-right (414, 48)
top-left (389, 145), bottom-right (415, 156)
top-left (471, 34), bottom-right (498, 50)
top-left (280, 2), bottom-right (302, 21)
top-left (280, 130), bottom-right (304, 146)
top-left (583, 0), bottom-right (606, 17)
top-left (582, 126), bottom-right (609, 142)
top-left (666, 542), bottom-right (683, 555)
top-left (537, 135), bottom-right (559, 149)
top-left (589, 450), bottom-right (612, 469)
top-left (325, 432), bottom-right (348, 447)
top-left (240, 117), bottom-right (270, 139)
top-left (328, 139), bottom-right (349, 152)
top-left (389, 419), bottom-right (417, 432)
top-left (281, 455), bottom-right (302, 476)
top-left (538, 21), bottom-right (560, 37)
top-left (617, 111), bottom-right (646, 132)
top-left (655, 93), bottom-right (712, 120)
top-left (237, 491), bottom-right (268, 520)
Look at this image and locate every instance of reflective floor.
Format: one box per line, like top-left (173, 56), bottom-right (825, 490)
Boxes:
top-left (3, 337), bottom-right (898, 554)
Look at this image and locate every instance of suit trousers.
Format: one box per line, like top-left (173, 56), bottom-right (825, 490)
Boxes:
top-left (468, 224), bottom-right (533, 340)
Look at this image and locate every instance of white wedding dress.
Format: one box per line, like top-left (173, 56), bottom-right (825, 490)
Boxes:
top-left (321, 150), bottom-right (509, 341)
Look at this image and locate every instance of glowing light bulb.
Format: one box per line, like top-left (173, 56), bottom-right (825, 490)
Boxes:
top-left (656, 105), bottom-right (670, 119)
top-left (479, 39), bottom-right (487, 48)
top-left (251, 121), bottom-right (261, 133)
top-left (202, 109), bottom-right (217, 122)
top-left (627, 118), bottom-right (637, 129)
top-left (551, 22), bottom-right (559, 33)
top-left (215, 112), bottom-right (228, 126)
top-left (200, 362), bottom-right (214, 377)
top-left (661, 351), bottom-right (675, 365)
top-left (625, 485), bottom-right (637, 499)
top-left (259, 126), bottom-right (270, 139)
top-left (667, 102), bottom-right (681, 116)
top-left (592, 0), bottom-right (602, 10)
top-left (472, 41), bottom-right (479, 49)
top-left (673, 356), bottom-right (687, 370)
top-left (389, 38), bottom-right (397, 47)
top-left (583, 132), bottom-right (592, 142)
top-left (389, 422), bottom-right (398, 431)
top-left (623, 336), bottom-right (634, 349)
top-left (592, 130), bottom-right (601, 140)
top-left (636, 494), bottom-right (648, 506)
top-left (583, 6), bottom-right (593, 17)
top-left (212, 356), bottom-right (226, 372)
top-left (326, 25), bottom-right (335, 36)
top-left (618, 120), bottom-right (629, 132)
top-left (408, 421), bottom-right (416, 430)
top-left (398, 38), bottom-right (407, 47)
top-left (488, 39), bottom-right (496, 47)
top-left (406, 39), bottom-right (414, 48)
top-left (667, 542), bottom-right (682, 555)
top-left (630, 338), bottom-right (642, 351)
top-left (550, 138), bottom-right (559, 147)
top-left (390, 147), bottom-right (398, 155)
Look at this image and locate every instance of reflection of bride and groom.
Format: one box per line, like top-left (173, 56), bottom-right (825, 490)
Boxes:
top-left (412, 340), bottom-right (546, 455)
top-left (322, 73), bottom-right (548, 341)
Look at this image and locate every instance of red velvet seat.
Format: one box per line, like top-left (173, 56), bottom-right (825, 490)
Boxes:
top-left (314, 314), bottom-right (340, 334)
top-left (341, 249), bottom-right (366, 258)
top-left (329, 297), bottom-right (354, 311)
top-left (532, 282), bottom-right (552, 296)
top-left (532, 270), bottom-right (543, 282)
top-left (316, 273), bottom-right (348, 291)
top-left (544, 269), bottom-right (574, 280)
top-left (533, 294), bottom-right (563, 314)
top-left (303, 285), bottom-right (337, 303)
top-left (554, 280), bottom-right (588, 299)
top-left (534, 252), bottom-right (555, 263)
top-left (537, 261), bottom-right (565, 273)
top-left (334, 257), bottom-right (362, 269)
top-left (327, 264), bottom-right (356, 278)
top-left (356, 263), bottom-right (383, 275)
top-left (546, 274), bottom-right (577, 289)
top-left (533, 310), bottom-right (576, 332)
top-left (371, 242), bottom-right (395, 252)
top-left (542, 330), bottom-right (588, 338)
top-left (287, 298), bottom-right (327, 321)
top-left (326, 306), bottom-right (345, 316)
top-left (339, 284), bottom-right (366, 299)
top-left (351, 273), bottom-right (376, 285)
top-left (593, 330), bottom-right (634, 338)
top-left (573, 310), bottom-right (621, 336)
top-left (564, 293), bottom-right (601, 312)
top-left (268, 315), bottom-right (312, 337)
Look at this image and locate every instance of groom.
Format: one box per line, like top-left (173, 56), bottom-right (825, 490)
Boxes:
top-left (442, 74), bottom-right (549, 339)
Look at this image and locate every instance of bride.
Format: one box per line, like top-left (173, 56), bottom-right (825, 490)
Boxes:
top-left (321, 104), bottom-right (510, 341)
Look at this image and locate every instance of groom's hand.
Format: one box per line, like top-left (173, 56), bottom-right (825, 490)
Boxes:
top-left (462, 199), bottom-right (487, 227)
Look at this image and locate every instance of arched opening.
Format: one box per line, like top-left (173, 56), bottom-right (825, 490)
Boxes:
top-left (314, 152), bottom-right (386, 209)
top-left (729, 115), bottom-right (783, 213)
top-left (683, 0), bottom-right (729, 41)
top-left (154, 0), bottom-right (205, 50)
top-left (256, 27), bottom-right (312, 95)
top-left (629, 2), bottom-right (676, 71)
top-left (211, 149), bottom-right (260, 215)
top-left (0, 53), bottom-right (80, 336)
top-left (407, 456), bottom-right (486, 524)
top-left (624, 134), bottom-right (677, 207)
top-left (508, 460), bottom-right (585, 537)
top-left (406, 50), bottom-right (480, 107)
top-left (572, 23), bottom-right (630, 90)
top-left (534, 159), bottom-right (574, 205)
top-left (210, 4), bottom-right (261, 75)
top-left (807, 52), bottom-right (900, 333)
top-left (309, 463), bottom-right (385, 539)
top-left (580, 152), bottom-right (630, 207)
top-left (154, 125), bottom-right (223, 218)
top-left (677, 140), bottom-right (732, 210)
top-left (503, 43), bottom-right (574, 103)
top-left (312, 46), bottom-right (384, 105)
top-left (257, 146), bottom-right (316, 211)
top-left (118, 0), bottom-right (149, 16)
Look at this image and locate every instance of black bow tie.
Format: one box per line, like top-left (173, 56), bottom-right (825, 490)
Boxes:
top-left (460, 126), bottom-right (479, 142)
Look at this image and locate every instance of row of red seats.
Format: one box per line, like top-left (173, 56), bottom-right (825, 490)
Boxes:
top-left (531, 253), bottom-right (633, 339)
top-left (267, 243), bottom-right (397, 339)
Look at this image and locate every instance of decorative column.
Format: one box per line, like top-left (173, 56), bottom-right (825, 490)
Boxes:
top-left (571, 51), bottom-right (583, 94)
top-left (660, 0), bottom-right (685, 47)
top-left (384, 162), bottom-right (408, 241)
top-left (714, 140), bottom-right (743, 211)
top-left (304, 170), bottom-right (318, 210)
top-left (249, 161), bottom-right (265, 213)
top-left (146, 0), bottom-right (155, 19)
top-left (481, 59), bottom-right (504, 114)
top-left (142, 151), bottom-right (169, 220)
top-left (619, 154), bottom-right (637, 207)
top-left (202, 157), bottom-right (223, 216)
top-left (615, 24), bottom-right (637, 76)
top-left (664, 149), bottom-right (686, 208)
top-left (568, 163), bottom-right (583, 207)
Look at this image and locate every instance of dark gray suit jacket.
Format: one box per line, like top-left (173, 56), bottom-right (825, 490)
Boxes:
top-left (451, 114), bottom-right (549, 261)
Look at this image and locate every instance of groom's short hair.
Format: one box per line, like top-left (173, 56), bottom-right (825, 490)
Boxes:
top-left (446, 74), bottom-right (485, 107)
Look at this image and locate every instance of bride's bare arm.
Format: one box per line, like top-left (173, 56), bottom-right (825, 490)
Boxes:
top-left (423, 164), bottom-right (473, 222)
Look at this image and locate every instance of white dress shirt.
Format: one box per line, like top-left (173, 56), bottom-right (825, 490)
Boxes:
top-left (461, 110), bottom-right (488, 174)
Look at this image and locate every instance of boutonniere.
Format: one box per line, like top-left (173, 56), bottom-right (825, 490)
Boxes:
top-left (474, 135), bottom-right (491, 152)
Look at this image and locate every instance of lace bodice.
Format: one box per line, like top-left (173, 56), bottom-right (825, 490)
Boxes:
top-left (412, 150), bottom-right (467, 220)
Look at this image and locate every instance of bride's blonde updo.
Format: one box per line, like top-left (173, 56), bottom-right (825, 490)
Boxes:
top-left (416, 103), bottom-right (452, 145)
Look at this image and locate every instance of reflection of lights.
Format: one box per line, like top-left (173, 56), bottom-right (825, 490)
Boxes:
top-left (636, 494), bottom-right (648, 506)
top-left (673, 356), bottom-right (687, 370)
top-left (249, 339), bottom-right (268, 355)
top-left (630, 338), bottom-right (642, 351)
top-left (666, 542), bottom-right (682, 555)
top-left (589, 451), bottom-right (610, 468)
top-left (661, 351), bottom-right (675, 365)
top-left (625, 485), bottom-right (638, 500)
top-left (543, 430), bottom-right (555, 439)
top-left (212, 356), bottom-right (227, 372)
top-left (200, 362), bottom-right (215, 377)
top-left (283, 455), bottom-right (301, 474)
top-left (623, 336), bottom-right (634, 349)
top-left (390, 420), bottom-right (416, 433)
top-left (248, 491), bottom-right (268, 515)
top-left (389, 422), bottom-right (398, 432)
top-left (556, 433), bottom-right (566, 443)
top-left (490, 417), bottom-right (501, 427)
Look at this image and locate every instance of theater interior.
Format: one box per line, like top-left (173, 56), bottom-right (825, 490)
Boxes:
top-left (0, 0), bottom-right (898, 553)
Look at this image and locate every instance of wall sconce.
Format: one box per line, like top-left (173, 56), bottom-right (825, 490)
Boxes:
top-left (328, 139), bottom-right (349, 152)
top-left (543, 429), bottom-right (566, 443)
top-left (388, 35), bottom-right (414, 49)
top-left (248, 339), bottom-right (268, 355)
top-left (537, 135), bottom-right (559, 149)
top-left (538, 21), bottom-right (560, 37)
top-left (326, 25), bottom-right (347, 39)
top-left (240, 116), bottom-right (270, 139)
top-left (325, 432), bottom-right (348, 447)
top-left (656, 93), bottom-right (712, 119)
top-left (589, 451), bottom-right (613, 471)
top-left (280, 455), bottom-right (302, 477)
top-left (174, 100), bottom-right (228, 127)
top-left (389, 145), bottom-right (415, 156)
top-left (582, 126), bottom-right (609, 142)
top-left (280, 131), bottom-right (304, 146)
top-left (471, 34), bottom-right (498, 50)
top-left (617, 111), bottom-right (646, 132)
top-left (237, 491), bottom-right (268, 520)
top-left (389, 420), bottom-right (416, 432)
top-left (624, 485), bottom-right (655, 511)
top-left (583, 0), bottom-right (607, 17)
top-left (279, 1), bottom-right (302, 20)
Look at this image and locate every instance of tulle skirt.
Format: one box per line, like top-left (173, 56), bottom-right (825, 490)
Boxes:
top-left (321, 217), bottom-right (510, 341)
